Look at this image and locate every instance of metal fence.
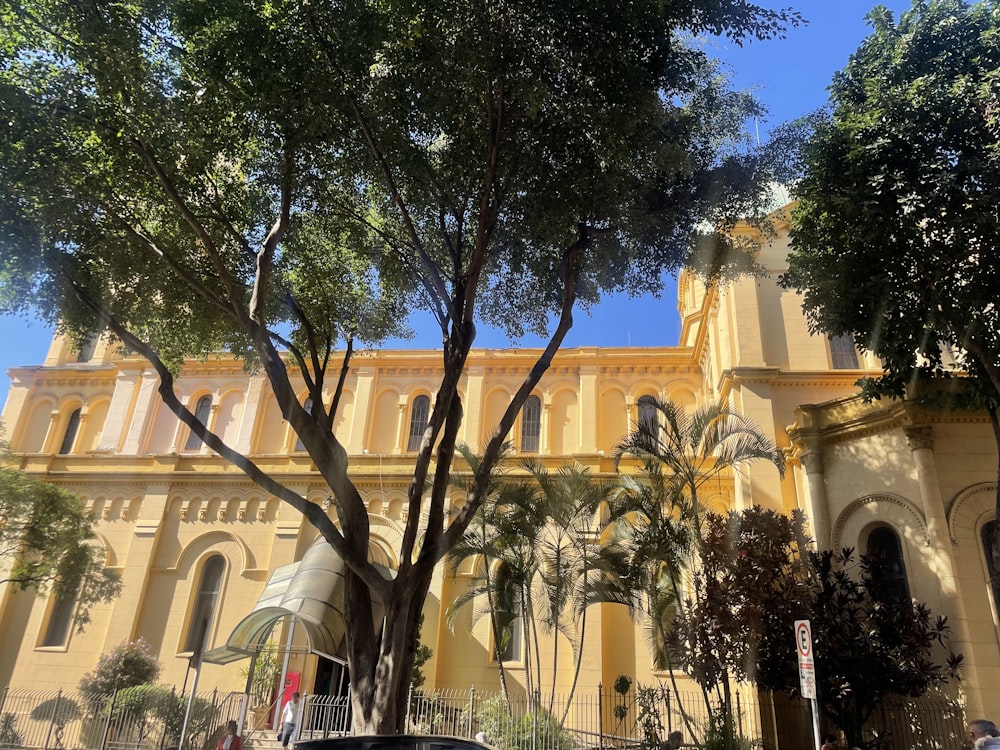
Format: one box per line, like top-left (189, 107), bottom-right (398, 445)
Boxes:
top-left (0, 684), bottom-right (965, 750)
top-left (289, 683), bottom-right (760, 750)
top-left (764, 691), bottom-right (966, 750)
top-left (0, 687), bottom-right (241, 750)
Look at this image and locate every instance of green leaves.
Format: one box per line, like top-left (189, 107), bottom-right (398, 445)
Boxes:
top-left (786, 0), bottom-right (1000, 400)
top-left (0, 465), bottom-right (122, 627)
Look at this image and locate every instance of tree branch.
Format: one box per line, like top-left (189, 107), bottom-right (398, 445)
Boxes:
top-left (250, 147), bottom-right (294, 323)
top-left (132, 136), bottom-right (251, 317)
top-left (58, 272), bottom-right (392, 600)
top-left (104, 204), bottom-right (235, 318)
top-left (439, 225), bottom-right (593, 555)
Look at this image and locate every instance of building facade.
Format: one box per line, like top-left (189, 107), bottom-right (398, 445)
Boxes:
top-left (1, 211), bottom-right (998, 720)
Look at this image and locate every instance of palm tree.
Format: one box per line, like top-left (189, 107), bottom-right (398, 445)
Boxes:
top-left (612, 398), bottom-right (786, 746)
top-left (616, 398), bottom-right (785, 527)
top-left (446, 445), bottom-right (528, 706)
top-left (448, 458), bottom-right (629, 719)
top-left (518, 460), bottom-right (630, 719)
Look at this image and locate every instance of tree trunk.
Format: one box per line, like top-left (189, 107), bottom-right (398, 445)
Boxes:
top-left (345, 565), bottom-right (435, 734)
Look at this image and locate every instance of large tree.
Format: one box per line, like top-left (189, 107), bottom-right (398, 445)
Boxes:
top-left (783, 0), bottom-right (1000, 562)
top-left (805, 548), bottom-right (961, 748)
top-left (0, 0), bottom-right (798, 732)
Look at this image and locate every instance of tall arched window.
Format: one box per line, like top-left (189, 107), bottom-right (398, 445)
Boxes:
top-left (39, 586), bottom-right (79, 647)
top-left (981, 521), bottom-right (1000, 621)
top-left (521, 395), bottom-right (541, 453)
top-left (407, 395), bottom-right (431, 451)
top-left (294, 398), bottom-right (313, 452)
top-left (829, 334), bottom-right (860, 369)
top-left (497, 615), bottom-right (523, 663)
top-left (866, 527), bottom-right (910, 605)
top-left (184, 555), bottom-right (225, 653)
top-left (637, 395), bottom-right (658, 437)
top-left (184, 396), bottom-right (212, 451)
top-left (57, 408), bottom-right (82, 455)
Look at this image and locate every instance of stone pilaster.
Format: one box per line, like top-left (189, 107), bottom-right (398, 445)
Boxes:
top-left (799, 446), bottom-right (831, 550)
top-left (902, 423), bottom-right (983, 716)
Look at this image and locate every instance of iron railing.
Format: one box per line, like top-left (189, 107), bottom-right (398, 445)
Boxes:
top-left (0, 684), bottom-right (965, 750)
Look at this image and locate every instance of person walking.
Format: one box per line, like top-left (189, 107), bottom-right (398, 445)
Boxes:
top-left (968, 720), bottom-right (1000, 750)
top-left (216, 721), bottom-right (242, 750)
top-left (278, 692), bottom-right (302, 749)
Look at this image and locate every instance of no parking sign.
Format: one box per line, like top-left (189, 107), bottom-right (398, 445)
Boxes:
top-left (795, 619), bottom-right (816, 699)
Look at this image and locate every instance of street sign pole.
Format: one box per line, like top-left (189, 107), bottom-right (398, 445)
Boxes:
top-left (794, 620), bottom-right (822, 750)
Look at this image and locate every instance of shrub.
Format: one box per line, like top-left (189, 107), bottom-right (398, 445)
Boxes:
top-left (79, 639), bottom-right (161, 713)
top-left (472, 695), bottom-right (573, 750)
top-left (0, 713), bottom-right (24, 748)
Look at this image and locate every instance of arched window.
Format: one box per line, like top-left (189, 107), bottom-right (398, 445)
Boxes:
top-left (39, 586), bottom-right (79, 647)
top-left (184, 555), bottom-right (225, 653)
top-left (866, 527), bottom-right (910, 605)
top-left (637, 396), bottom-right (658, 437)
top-left (520, 395), bottom-right (541, 453)
top-left (829, 334), bottom-right (859, 369)
top-left (407, 395), bottom-right (431, 451)
top-left (294, 398), bottom-right (313, 452)
top-left (58, 408), bottom-right (82, 455)
top-left (981, 521), bottom-right (1000, 621)
top-left (184, 396), bottom-right (212, 451)
top-left (76, 332), bottom-right (99, 362)
top-left (498, 615), bottom-right (523, 663)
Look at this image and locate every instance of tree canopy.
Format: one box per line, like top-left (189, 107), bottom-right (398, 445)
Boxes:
top-left (0, 0), bottom-right (798, 732)
top-left (783, 0), bottom-right (1000, 568)
top-left (0, 464), bottom-right (122, 626)
top-left (786, 0), bottom-right (1000, 402)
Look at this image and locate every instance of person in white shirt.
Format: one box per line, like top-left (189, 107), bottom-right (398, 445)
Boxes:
top-left (278, 692), bottom-right (302, 749)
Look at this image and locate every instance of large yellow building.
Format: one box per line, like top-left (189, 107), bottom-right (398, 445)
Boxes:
top-left (1, 212), bottom-right (998, 724)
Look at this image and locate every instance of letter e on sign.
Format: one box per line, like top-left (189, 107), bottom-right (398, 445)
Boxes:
top-left (794, 619), bottom-right (816, 699)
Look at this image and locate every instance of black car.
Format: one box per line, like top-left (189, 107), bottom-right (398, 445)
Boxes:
top-left (296, 736), bottom-right (493, 750)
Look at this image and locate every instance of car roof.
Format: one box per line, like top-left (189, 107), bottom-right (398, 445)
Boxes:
top-left (295, 735), bottom-right (493, 750)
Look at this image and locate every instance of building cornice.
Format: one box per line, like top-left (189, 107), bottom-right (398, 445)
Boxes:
top-left (786, 392), bottom-right (992, 456)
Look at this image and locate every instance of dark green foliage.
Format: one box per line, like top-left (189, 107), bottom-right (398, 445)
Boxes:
top-left (471, 694), bottom-right (573, 750)
top-left (0, 465), bottom-right (121, 626)
top-left (672, 507), bottom-right (811, 694)
top-left (783, 0), bottom-right (1000, 618)
top-left (106, 685), bottom-right (215, 746)
top-left (669, 507), bottom-right (811, 750)
top-left (807, 548), bottom-right (961, 748)
top-left (786, 0), bottom-right (1000, 401)
top-left (612, 400), bottom-right (787, 746)
top-left (410, 615), bottom-right (433, 693)
top-left (0, 713), bottom-right (24, 748)
top-left (673, 509), bottom-right (960, 749)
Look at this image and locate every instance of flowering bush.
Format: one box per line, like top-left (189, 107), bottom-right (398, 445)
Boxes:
top-left (79, 639), bottom-right (161, 711)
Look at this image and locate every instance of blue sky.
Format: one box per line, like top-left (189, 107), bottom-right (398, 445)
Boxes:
top-left (0, 0), bottom-right (913, 406)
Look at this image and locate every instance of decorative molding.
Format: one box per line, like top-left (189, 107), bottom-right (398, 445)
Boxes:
top-left (903, 425), bottom-right (934, 452)
top-left (799, 452), bottom-right (823, 474)
top-left (832, 493), bottom-right (928, 550)
top-left (948, 482), bottom-right (997, 543)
